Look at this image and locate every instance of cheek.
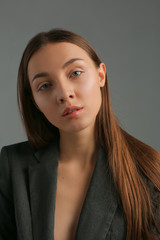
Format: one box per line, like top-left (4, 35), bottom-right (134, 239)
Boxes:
top-left (33, 94), bottom-right (55, 115)
top-left (79, 75), bottom-right (102, 107)
top-left (80, 74), bottom-right (97, 93)
top-left (35, 96), bottom-right (59, 125)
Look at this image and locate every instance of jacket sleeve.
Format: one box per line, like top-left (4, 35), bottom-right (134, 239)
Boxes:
top-left (0, 147), bottom-right (17, 240)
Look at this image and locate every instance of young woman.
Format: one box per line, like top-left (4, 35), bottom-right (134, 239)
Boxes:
top-left (0, 28), bottom-right (159, 240)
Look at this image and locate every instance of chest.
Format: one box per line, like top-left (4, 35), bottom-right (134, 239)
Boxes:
top-left (54, 162), bottom-right (95, 240)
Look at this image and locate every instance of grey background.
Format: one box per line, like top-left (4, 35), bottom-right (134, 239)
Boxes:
top-left (0, 0), bottom-right (159, 151)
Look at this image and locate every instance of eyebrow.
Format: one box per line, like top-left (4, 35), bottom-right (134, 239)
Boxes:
top-left (31, 58), bottom-right (84, 82)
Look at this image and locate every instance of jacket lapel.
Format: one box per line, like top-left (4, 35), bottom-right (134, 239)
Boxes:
top-left (75, 146), bottom-right (118, 240)
top-left (28, 140), bottom-right (118, 240)
top-left (28, 140), bottom-right (59, 240)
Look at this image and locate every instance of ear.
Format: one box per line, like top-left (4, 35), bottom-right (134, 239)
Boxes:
top-left (97, 62), bottom-right (106, 87)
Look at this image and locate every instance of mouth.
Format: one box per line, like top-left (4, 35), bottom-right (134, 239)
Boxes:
top-left (62, 106), bottom-right (83, 116)
top-left (62, 106), bottom-right (84, 119)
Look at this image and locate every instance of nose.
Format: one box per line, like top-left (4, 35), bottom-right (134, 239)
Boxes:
top-left (56, 82), bottom-right (75, 104)
top-left (58, 94), bottom-right (74, 104)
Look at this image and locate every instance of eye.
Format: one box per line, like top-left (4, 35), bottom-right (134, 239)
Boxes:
top-left (71, 71), bottom-right (82, 77)
top-left (38, 83), bottom-right (51, 91)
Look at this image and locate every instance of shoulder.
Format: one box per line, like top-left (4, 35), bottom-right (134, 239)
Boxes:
top-left (147, 178), bottom-right (160, 211)
top-left (1, 140), bottom-right (33, 152)
top-left (143, 174), bottom-right (160, 228)
top-left (0, 139), bottom-right (59, 166)
top-left (1, 140), bottom-right (34, 157)
top-left (0, 140), bottom-right (36, 169)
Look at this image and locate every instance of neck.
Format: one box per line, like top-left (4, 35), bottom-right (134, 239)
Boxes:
top-left (59, 126), bottom-right (98, 169)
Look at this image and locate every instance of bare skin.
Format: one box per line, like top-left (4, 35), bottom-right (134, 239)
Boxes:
top-left (28, 42), bottom-right (106, 239)
top-left (54, 152), bottom-right (97, 240)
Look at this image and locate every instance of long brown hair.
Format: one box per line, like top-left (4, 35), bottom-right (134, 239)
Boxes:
top-left (17, 28), bottom-right (160, 239)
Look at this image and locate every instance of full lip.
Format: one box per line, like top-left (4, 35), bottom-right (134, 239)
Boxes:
top-left (62, 106), bottom-right (83, 116)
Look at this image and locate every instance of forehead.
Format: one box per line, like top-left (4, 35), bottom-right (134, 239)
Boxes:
top-left (28, 42), bottom-right (93, 69)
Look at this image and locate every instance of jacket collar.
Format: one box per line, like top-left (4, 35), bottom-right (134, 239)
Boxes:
top-left (28, 140), bottom-right (118, 240)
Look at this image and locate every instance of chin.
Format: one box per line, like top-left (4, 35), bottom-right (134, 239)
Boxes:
top-left (59, 119), bottom-right (96, 134)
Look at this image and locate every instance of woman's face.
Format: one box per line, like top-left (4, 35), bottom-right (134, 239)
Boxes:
top-left (28, 42), bottom-right (106, 134)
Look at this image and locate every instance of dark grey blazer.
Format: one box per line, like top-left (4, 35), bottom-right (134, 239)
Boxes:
top-left (0, 139), bottom-right (130, 240)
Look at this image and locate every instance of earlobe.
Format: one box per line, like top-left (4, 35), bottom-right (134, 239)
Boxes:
top-left (98, 62), bottom-right (106, 87)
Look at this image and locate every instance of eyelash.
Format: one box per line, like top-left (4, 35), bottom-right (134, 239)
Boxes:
top-left (38, 83), bottom-right (52, 91)
top-left (71, 70), bottom-right (83, 77)
top-left (38, 70), bottom-right (83, 91)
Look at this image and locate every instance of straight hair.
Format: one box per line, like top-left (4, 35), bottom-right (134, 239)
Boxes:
top-left (17, 28), bottom-right (160, 240)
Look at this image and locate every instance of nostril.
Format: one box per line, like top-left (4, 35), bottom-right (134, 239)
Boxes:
top-left (60, 98), bottom-right (64, 103)
top-left (58, 93), bottom-right (74, 103)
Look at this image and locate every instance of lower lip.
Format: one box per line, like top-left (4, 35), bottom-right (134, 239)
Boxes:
top-left (63, 108), bottom-right (83, 119)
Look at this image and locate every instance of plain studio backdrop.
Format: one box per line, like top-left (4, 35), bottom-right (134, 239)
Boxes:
top-left (0, 0), bottom-right (159, 151)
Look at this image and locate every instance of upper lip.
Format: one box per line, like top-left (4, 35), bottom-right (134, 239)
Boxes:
top-left (62, 106), bottom-right (83, 116)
